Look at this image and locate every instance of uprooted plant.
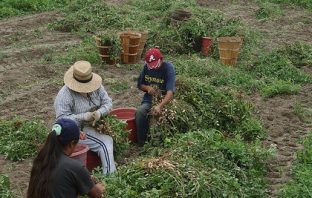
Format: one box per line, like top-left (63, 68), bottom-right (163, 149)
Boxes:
top-left (93, 115), bottom-right (129, 160)
top-left (148, 85), bottom-right (196, 145)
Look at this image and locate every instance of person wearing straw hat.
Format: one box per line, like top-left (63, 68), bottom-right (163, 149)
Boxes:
top-left (54, 60), bottom-right (116, 174)
top-left (136, 48), bottom-right (176, 146)
top-left (27, 118), bottom-right (105, 198)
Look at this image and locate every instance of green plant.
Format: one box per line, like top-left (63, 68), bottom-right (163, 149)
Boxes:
top-left (110, 81), bottom-right (130, 93)
top-left (260, 79), bottom-right (301, 98)
top-left (0, 118), bottom-right (47, 161)
top-left (98, 33), bottom-right (122, 60)
top-left (256, 1), bottom-right (284, 20)
top-left (93, 115), bottom-right (129, 161)
top-left (293, 103), bottom-right (312, 123)
top-left (50, 1), bottom-right (123, 32)
top-left (279, 131), bottom-right (312, 197)
top-left (0, 174), bottom-right (15, 198)
top-left (55, 36), bottom-right (101, 65)
top-left (265, 0), bottom-right (312, 11)
top-left (251, 51), bottom-right (311, 84)
top-left (278, 42), bottom-right (312, 67)
top-left (175, 76), bottom-right (265, 141)
top-left (0, 0), bottom-right (68, 19)
top-left (96, 130), bottom-right (272, 197)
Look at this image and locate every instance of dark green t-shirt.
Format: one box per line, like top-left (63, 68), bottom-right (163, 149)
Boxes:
top-left (51, 154), bottom-right (94, 198)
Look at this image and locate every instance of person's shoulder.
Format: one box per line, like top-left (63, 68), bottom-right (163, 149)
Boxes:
top-left (163, 61), bottom-right (175, 72)
top-left (60, 154), bottom-right (86, 171)
top-left (58, 85), bottom-right (72, 94)
top-left (163, 61), bottom-right (174, 68)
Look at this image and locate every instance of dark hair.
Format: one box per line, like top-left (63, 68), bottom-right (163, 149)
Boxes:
top-left (27, 118), bottom-right (80, 198)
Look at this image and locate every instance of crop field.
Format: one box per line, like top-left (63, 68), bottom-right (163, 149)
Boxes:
top-left (0, 0), bottom-right (312, 197)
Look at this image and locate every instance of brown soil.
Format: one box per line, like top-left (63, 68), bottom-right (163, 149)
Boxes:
top-left (0, 1), bottom-right (312, 197)
top-left (250, 83), bottom-right (312, 197)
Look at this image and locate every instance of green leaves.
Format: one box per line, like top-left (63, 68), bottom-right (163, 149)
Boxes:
top-left (99, 130), bottom-right (271, 197)
top-left (0, 0), bottom-right (68, 19)
top-left (0, 118), bottom-right (47, 161)
top-left (0, 174), bottom-right (14, 198)
top-left (279, 131), bottom-right (312, 197)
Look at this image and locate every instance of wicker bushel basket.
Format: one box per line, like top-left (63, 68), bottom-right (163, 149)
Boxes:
top-left (136, 31), bottom-right (148, 60)
top-left (119, 31), bottom-right (141, 64)
top-left (217, 36), bottom-right (243, 66)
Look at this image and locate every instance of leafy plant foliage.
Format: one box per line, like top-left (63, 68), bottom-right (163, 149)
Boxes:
top-left (0, 118), bottom-right (47, 161)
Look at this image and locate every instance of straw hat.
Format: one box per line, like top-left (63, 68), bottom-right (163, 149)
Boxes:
top-left (64, 61), bottom-right (102, 93)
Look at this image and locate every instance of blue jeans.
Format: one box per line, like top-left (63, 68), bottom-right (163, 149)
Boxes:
top-left (135, 103), bottom-right (152, 146)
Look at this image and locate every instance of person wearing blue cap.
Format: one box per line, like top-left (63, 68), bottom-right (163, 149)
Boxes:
top-left (27, 118), bottom-right (105, 198)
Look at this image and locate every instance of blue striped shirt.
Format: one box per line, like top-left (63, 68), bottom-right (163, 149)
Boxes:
top-left (54, 85), bottom-right (112, 127)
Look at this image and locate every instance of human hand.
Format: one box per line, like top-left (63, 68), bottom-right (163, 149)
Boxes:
top-left (152, 105), bottom-right (162, 115)
top-left (79, 131), bottom-right (86, 140)
top-left (83, 112), bottom-right (94, 121)
top-left (147, 86), bottom-right (156, 95)
top-left (92, 110), bottom-right (101, 126)
top-left (95, 183), bottom-right (106, 193)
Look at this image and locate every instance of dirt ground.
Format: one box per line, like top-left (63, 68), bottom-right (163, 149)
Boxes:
top-left (0, 0), bottom-right (311, 197)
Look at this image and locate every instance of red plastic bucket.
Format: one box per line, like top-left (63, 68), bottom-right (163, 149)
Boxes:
top-left (201, 37), bottom-right (213, 56)
top-left (70, 144), bottom-right (89, 166)
top-left (86, 150), bottom-right (101, 172)
top-left (109, 107), bottom-right (137, 142)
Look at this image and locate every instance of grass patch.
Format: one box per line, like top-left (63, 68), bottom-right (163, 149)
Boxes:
top-left (278, 42), bottom-right (312, 67)
top-left (256, 1), bottom-right (284, 20)
top-left (279, 131), bottom-right (312, 197)
top-left (293, 103), bottom-right (312, 123)
top-left (251, 51), bottom-right (311, 84)
top-left (0, 174), bottom-right (15, 198)
top-left (0, 118), bottom-right (47, 161)
top-left (105, 79), bottom-right (130, 93)
top-left (266, 0), bottom-right (312, 11)
top-left (0, 0), bottom-right (68, 19)
top-left (54, 37), bottom-right (101, 65)
top-left (261, 79), bottom-right (301, 98)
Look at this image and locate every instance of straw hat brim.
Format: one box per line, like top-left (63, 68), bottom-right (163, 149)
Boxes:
top-left (64, 67), bottom-right (102, 93)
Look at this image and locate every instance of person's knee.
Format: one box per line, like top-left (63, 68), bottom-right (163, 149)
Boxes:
top-left (105, 135), bottom-right (113, 145)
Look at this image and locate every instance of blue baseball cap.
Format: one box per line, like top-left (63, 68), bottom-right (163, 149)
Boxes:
top-left (54, 118), bottom-right (80, 145)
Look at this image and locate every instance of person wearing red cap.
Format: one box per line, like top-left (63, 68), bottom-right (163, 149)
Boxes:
top-left (136, 48), bottom-right (176, 146)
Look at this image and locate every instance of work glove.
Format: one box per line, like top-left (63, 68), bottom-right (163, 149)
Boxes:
top-left (83, 112), bottom-right (94, 121)
top-left (92, 110), bottom-right (101, 126)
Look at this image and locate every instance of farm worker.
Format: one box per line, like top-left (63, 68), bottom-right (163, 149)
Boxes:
top-left (27, 118), bottom-right (105, 198)
top-left (54, 60), bottom-right (116, 174)
top-left (136, 48), bottom-right (176, 146)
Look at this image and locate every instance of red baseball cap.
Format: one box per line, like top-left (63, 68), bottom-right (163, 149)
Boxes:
top-left (144, 48), bottom-right (163, 69)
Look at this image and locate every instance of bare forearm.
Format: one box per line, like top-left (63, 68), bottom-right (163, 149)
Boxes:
top-left (158, 91), bottom-right (173, 108)
top-left (139, 84), bottom-right (152, 93)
